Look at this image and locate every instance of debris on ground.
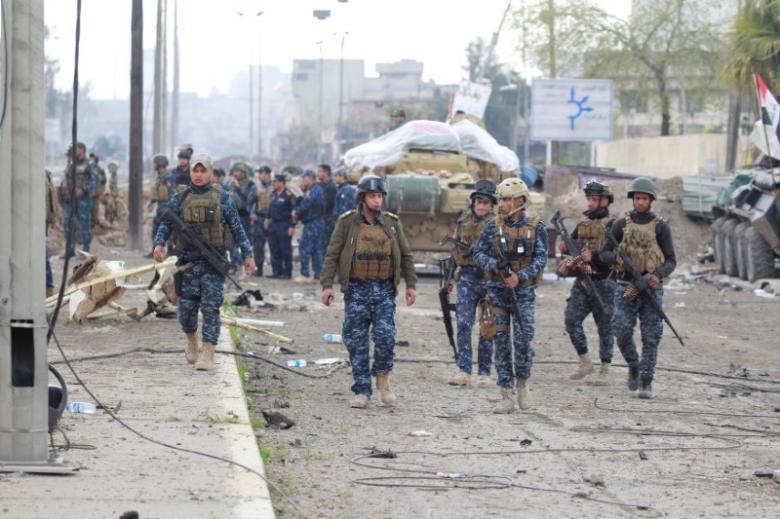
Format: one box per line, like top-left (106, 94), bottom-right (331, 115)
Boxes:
top-left (584, 474), bottom-right (606, 487)
top-left (261, 410), bottom-right (295, 429)
top-left (728, 364), bottom-right (749, 378)
top-left (368, 447), bottom-right (397, 459)
top-left (233, 289), bottom-right (264, 307)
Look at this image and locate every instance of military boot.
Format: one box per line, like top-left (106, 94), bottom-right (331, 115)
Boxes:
top-left (591, 363), bottom-right (610, 386)
top-left (476, 375), bottom-right (493, 389)
top-left (185, 333), bottom-right (199, 364)
top-left (517, 379), bottom-right (532, 410)
top-left (570, 354), bottom-right (595, 380)
top-left (376, 371), bottom-right (396, 406)
top-left (448, 371), bottom-right (472, 387)
top-left (194, 342), bottom-right (216, 371)
top-left (492, 388), bottom-right (515, 414)
top-left (637, 377), bottom-right (653, 399)
top-left (627, 366), bottom-right (640, 391)
top-left (350, 394), bottom-right (369, 409)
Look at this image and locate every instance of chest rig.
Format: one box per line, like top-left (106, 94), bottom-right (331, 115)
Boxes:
top-left (174, 185), bottom-right (232, 251)
top-left (491, 215), bottom-right (541, 286)
top-left (351, 223), bottom-right (393, 281)
top-left (619, 214), bottom-right (664, 274)
top-left (452, 212), bottom-right (490, 267)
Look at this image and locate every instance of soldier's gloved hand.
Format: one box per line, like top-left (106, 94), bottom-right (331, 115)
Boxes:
top-left (495, 258), bottom-right (510, 273)
top-left (244, 256), bottom-right (256, 276)
top-left (645, 273), bottom-right (660, 290)
top-left (557, 241), bottom-right (568, 254)
top-left (153, 245), bottom-right (166, 262)
top-left (263, 219), bottom-right (270, 231)
top-left (578, 263), bottom-right (593, 276)
top-left (504, 272), bottom-right (519, 289)
top-left (558, 256), bottom-right (575, 275)
top-left (580, 249), bottom-right (593, 263)
top-left (322, 288), bottom-right (334, 306)
top-left (406, 288), bottom-right (416, 306)
top-left (623, 283), bottom-right (638, 300)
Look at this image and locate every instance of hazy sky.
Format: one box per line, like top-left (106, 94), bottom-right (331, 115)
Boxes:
top-left (44, 0), bottom-right (630, 100)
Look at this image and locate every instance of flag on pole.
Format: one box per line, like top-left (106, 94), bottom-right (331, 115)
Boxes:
top-left (755, 73), bottom-right (780, 142)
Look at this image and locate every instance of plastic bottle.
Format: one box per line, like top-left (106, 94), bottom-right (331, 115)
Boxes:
top-left (65, 401), bottom-right (97, 414)
top-left (323, 333), bottom-right (342, 344)
top-left (285, 359), bottom-right (307, 368)
top-left (408, 430), bottom-right (433, 437)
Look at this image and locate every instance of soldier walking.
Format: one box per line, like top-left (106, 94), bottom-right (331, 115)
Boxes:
top-left (320, 175), bottom-right (417, 409)
top-left (318, 164), bottom-right (338, 247)
top-left (170, 144), bottom-right (193, 186)
top-left (252, 165), bottom-right (274, 277)
top-left (146, 154), bottom-right (172, 257)
top-left (293, 170), bottom-right (325, 282)
top-left (446, 179), bottom-right (497, 389)
top-left (603, 177), bottom-right (676, 399)
top-left (474, 178), bottom-right (547, 413)
top-left (153, 154), bottom-right (255, 371)
top-left (59, 142), bottom-right (99, 257)
top-left (333, 168), bottom-right (357, 218)
top-left (558, 181), bottom-right (617, 384)
top-left (229, 162), bottom-right (257, 274)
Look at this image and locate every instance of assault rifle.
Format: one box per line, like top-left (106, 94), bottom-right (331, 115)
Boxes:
top-left (551, 210), bottom-right (606, 315)
top-left (439, 235), bottom-right (472, 254)
top-left (162, 208), bottom-right (243, 291)
top-left (605, 229), bottom-right (685, 347)
top-left (493, 233), bottom-right (526, 337)
top-left (437, 255), bottom-right (458, 360)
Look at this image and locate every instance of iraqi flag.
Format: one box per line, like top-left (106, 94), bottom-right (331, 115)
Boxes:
top-left (751, 73), bottom-right (780, 159)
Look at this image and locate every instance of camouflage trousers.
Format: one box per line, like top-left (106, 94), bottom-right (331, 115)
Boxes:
top-left (455, 274), bottom-right (493, 375)
top-left (564, 278), bottom-right (615, 363)
top-left (152, 202), bottom-right (169, 245)
top-left (299, 218), bottom-right (324, 278)
top-left (321, 218), bottom-right (336, 253)
top-left (177, 261), bottom-right (225, 344)
top-left (487, 283), bottom-right (536, 388)
top-left (613, 284), bottom-right (664, 381)
top-left (63, 198), bottom-right (93, 254)
top-left (342, 280), bottom-right (396, 397)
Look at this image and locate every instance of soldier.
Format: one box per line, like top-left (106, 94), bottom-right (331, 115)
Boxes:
top-left (212, 168), bottom-right (228, 189)
top-left (59, 142), bottom-right (99, 257)
top-left (45, 169), bottom-right (60, 297)
top-left (170, 144), bottom-right (193, 186)
top-left (447, 179), bottom-right (497, 389)
top-left (558, 181), bottom-right (617, 385)
top-left (602, 177), bottom-right (676, 399)
top-left (320, 175), bottom-right (417, 409)
top-left (147, 154), bottom-right (172, 257)
top-left (473, 178), bottom-right (547, 414)
top-left (333, 168), bottom-right (357, 219)
top-left (252, 165), bottom-right (274, 277)
top-left (318, 164), bottom-right (337, 246)
top-left (229, 162), bottom-right (257, 274)
top-left (107, 161), bottom-right (120, 201)
top-left (94, 192), bottom-right (126, 247)
top-left (389, 108), bottom-right (407, 131)
top-left (292, 170), bottom-right (325, 282)
top-left (153, 154), bottom-right (255, 371)
top-left (266, 173), bottom-right (296, 279)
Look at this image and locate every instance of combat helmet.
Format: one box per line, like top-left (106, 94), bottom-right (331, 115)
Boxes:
top-left (497, 177), bottom-right (529, 201)
top-left (231, 161), bottom-right (253, 178)
top-left (627, 177), bottom-right (656, 200)
top-left (584, 180), bottom-right (613, 203)
top-left (469, 179), bottom-right (497, 204)
top-left (152, 154), bottom-right (169, 168)
top-left (357, 174), bottom-right (387, 196)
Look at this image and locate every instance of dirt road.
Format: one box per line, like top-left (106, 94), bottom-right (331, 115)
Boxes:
top-left (241, 267), bottom-right (780, 518)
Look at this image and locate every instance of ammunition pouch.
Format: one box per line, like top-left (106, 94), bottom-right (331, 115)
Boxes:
top-left (478, 299), bottom-right (509, 340)
top-left (174, 270), bottom-right (183, 297)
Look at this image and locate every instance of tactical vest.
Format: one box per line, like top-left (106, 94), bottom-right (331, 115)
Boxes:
top-left (155, 172), bottom-right (170, 202)
top-left (619, 214), bottom-right (664, 274)
top-left (235, 179), bottom-right (250, 211)
top-left (92, 165), bottom-right (107, 198)
top-left (74, 162), bottom-right (88, 189)
top-left (576, 216), bottom-right (613, 252)
top-left (491, 215), bottom-right (541, 286)
top-left (174, 185), bottom-right (231, 251)
top-left (350, 223), bottom-right (393, 281)
top-left (257, 183), bottom-right (272, 212)
top-left (452, 213), bottom-right (491, 267)
top-left (46, 178), bottom-right (58, 225)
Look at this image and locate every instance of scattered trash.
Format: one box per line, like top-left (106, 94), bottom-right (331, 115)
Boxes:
top-left (754, 288), bottom-right (776, 299)
top-left (774, 470), bottom-right (780, 483)
top-left (292, 292), bottom-right (304, 301)
top-left (367, 447), bottom-right (397, 459)
top-left (395, 340), bottom-right (410, 347)
top-left (314, 358), bottom-right (343, 365)
top-left (727, 364), bottom-right (749, 378)
top-left (261, 410), bottom-right (295, 429)
top-left (436, 472), bottom-right (465, 480)
top-left (233, 289), bottom-right (264, 307)
top-left (110, 249), bottom-right (121, 257)
top-left (519, 439), bottom-right (532, 446)
top-left (754, 470), bottom-right (774, 478)
top-left (323, 333), bottom-right (342, 343)
top-left (65, 401), bottom-right (97, 414)
top-left (584, 473), bottom-right (606, 487)
top-left (674, 302), bottom-right (686, 308)
top-left (638, 450), bottom-right (648, 461)
top-left (408, 430), bottom-right (433, 437)
top-left (285, 359), bottom-right (307, 368)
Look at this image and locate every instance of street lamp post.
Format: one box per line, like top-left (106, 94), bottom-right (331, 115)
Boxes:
top-left (336, 31), bottom-right (349, 158)
top-left (317, 40), bottom-right (324, 164)
top-left (237, 10), bottom-right (264, 159)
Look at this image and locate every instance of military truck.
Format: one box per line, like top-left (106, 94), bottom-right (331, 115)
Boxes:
top-left (343, 119), bottom-right (544, 251)
top-left (711, 167), bottom-right (780, 282)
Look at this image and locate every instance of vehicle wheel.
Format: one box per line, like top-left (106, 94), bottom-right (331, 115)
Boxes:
top-left (711, 216), bottom-right (728, 268)
top-left (721, 218), bottom-right (740, 277)
top-left (746, 226), bottom-right (776, 282)
top-left (734, 221), bottom-right (750, 280)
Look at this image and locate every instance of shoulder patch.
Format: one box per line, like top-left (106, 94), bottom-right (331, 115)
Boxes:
top-left (339, 209), bottom-right (356, 220)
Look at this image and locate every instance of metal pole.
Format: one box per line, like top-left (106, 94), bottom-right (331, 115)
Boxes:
top-left (520, 0), bottom-right (530, 167)
top-left (257, 12), bottom-right (264, 159)
top-left (338, 32), bottom-right (348, 157)
top-left (0, 0), bottom-right (69, 471)
top-left (152, 0), bottom-right (162, 153)
top-left (129, 0), bottom-right (144, 250)
top-left (249, 64), bottom-right (254, 158)
top-left (161, 0), bottom-right (168, 155)
top-left (318, 40), bottom-right (324, 163)
top-left (170, 0), bottom-right (179, 157)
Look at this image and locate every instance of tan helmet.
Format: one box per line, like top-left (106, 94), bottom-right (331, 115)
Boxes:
top-left (497, 177), bottom-right (529, 201)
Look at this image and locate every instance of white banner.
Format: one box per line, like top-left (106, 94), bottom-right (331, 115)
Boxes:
top-left (531, 79), bottom-right (613, 142)
top-left (451, 81), bottom-right (493, 119)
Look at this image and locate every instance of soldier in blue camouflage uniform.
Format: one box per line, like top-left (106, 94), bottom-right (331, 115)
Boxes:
top-left (145, 154), bottom-right (172, 258)
top-left (474, 178), bottom-right (547, 414)
top-left (169, 144), bottom-right (193, 186)
top-left (558, 181), bottom-right (617, 385)
top-left (59, 142), bottom-right (100, 257)
top-left (600, 177), bottom-right (676, 399)
top-left (266, 173), bottom-right (296, 279)
top-left (321, 175), bottom-right (417, 409)
top-left (318, 164), bottom-right (338, 248)
top-left (293, 170), bottom-right (325, 281)
top-left (229, 162), bottom-right (257, 273)
top-left (333, 168), bottom-right (357, 218)
top-left (251, 166), bottom-right (274, 277)
top-left (153, 154), bottom-right (255, 371)
top-left (446, 180), bottom-right (497, 389)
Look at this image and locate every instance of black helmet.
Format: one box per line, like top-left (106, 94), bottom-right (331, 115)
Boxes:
top-left (357, 174), bottom-right (387, 195)
top-left (469, 179), bottom-right (497, 204)
top-left (152, 154), bottom-right (169, 167)
top-left (584, 180), bottom-right (614, 203)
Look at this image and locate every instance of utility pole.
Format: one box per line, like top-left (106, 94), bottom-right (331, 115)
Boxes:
top-left (129, 0), bottom-right (144, 250)
top-left (170, 0), bottom-right (179, 156)
top-left (318, 40), bottom-right (324, 163)
top-left (161, 0), bottom-right (168, 156)
top-left (337, 32), bottom-right (349, 158)
top-left (249, 64), bottom-right (254, 157)
top-left (153, 0), bottom-right (163, 154)
top-left (545, 0), bottom-right (559, 165)
top-left (257, 12), bottom-right (264, 160)
top-left (0, 0), bottom-right (73, 473)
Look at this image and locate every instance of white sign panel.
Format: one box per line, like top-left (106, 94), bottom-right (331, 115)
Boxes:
top-left (531, 79), bottom-right (613, 142)
top-left (452, 81), bottom-right (493, 119)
